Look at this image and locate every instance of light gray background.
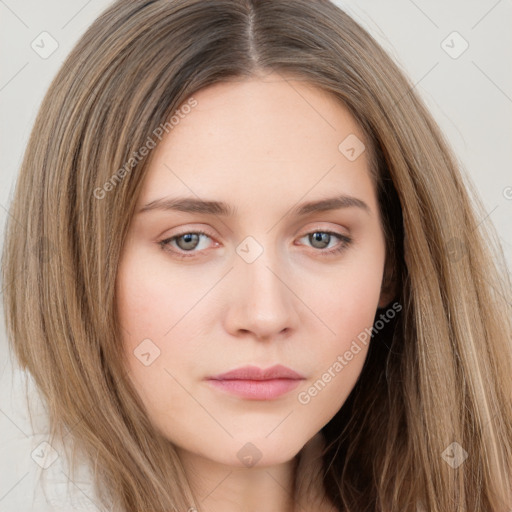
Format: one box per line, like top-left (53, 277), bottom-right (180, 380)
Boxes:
top-left (1, 0), bottom-right (511, 510)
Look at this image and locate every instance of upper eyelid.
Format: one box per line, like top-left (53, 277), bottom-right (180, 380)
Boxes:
top-left (165, 221), bottom-right (350, 238)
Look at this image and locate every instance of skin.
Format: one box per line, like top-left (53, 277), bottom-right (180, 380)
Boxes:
top-left (116, 72), bottom-right (389, 512)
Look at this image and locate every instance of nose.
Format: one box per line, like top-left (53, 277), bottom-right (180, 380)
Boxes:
top-left (223, 243), bottom-right (299, 341)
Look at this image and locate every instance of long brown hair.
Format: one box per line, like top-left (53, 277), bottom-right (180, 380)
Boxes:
top-left (2, 0), bottom-right (512, 510)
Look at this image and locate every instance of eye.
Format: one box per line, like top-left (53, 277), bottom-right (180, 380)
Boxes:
top-left (298, 230), bottom-right (352, 255)
top-left (159, 230), bottom-right (217, 258)
top-left (158, 228), bottom-right (352, 259)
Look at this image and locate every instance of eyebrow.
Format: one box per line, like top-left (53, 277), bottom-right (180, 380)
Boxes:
top-left (137, 194), bottom-right (370, 216)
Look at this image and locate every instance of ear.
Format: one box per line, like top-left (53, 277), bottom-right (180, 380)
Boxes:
top-left (378, 254), bottom-right (397, 309)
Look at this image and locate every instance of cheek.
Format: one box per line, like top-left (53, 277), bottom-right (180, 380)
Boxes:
top-left (296, 241), bottom-right (384, 412)
top-left (115, 251), bottom-right (212, 409)
top-left (116, 249), bottom-right (208, 341)
top-left (307, 243), bottom-right (385, 343)
top-left (295, 300), bottom-right (380, 427)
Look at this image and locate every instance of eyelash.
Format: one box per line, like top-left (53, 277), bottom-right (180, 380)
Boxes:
top-left (158, 229), bottom-right (352, 259)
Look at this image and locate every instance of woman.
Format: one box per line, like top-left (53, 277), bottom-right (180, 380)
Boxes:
top-left (2, 0), bottom-right (512, 510)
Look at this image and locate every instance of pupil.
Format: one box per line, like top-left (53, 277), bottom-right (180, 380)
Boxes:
top-left (178, 233), bottom-right (199, 250)
top-left (311, 232), bottom-right (329, 248)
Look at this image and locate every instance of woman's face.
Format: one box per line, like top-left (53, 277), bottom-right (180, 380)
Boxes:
top-left (116, 73), bottom-right (388, 468)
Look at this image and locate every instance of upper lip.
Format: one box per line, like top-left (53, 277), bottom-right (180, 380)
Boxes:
top-left (207, 364), bottom-right (305, 381)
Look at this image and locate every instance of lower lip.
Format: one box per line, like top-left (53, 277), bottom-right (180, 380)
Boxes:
top-left (206, 378), bottom-right (303, 400)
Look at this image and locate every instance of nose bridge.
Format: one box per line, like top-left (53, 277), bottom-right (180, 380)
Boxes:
top-left (224, 234), bottom-right (298, 339)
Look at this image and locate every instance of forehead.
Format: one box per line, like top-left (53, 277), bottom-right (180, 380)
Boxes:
top-left (164, 72), bottom-right (365, 156)
top-left (137, 73), bottom-right (376, 214)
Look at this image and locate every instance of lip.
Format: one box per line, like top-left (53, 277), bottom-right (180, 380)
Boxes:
top-left (207, 364), bottom-right (305, 381)
top-left (205, 364), bottom-right (305, 400)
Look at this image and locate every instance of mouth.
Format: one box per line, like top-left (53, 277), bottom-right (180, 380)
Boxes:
top-left (205, 378), bottom-right (303, 400)
top-left (205, 364), bottom-right (305, 400)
